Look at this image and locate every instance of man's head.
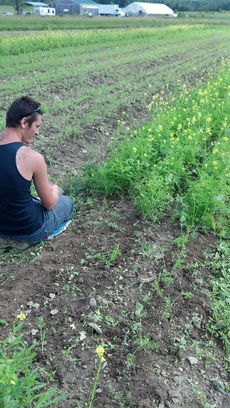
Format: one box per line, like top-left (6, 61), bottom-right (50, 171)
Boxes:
top-left (6, 96), bottom-right (43, 128)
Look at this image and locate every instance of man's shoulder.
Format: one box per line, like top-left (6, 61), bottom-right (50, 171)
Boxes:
top-left (21, 145), bottom-right (43, 159)
top-left (20, 146), bottom-right (45, 168)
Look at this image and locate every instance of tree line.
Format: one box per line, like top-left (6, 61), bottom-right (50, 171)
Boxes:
top-left (100, 0), bottom-right (230, 11)
top-left (1, 0), bottom-right (230, 13)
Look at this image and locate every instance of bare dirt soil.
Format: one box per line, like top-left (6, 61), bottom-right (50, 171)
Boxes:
top-left (0, 197), bottom-right (229, 408)
top-left (0, 42), bottom-right (230, 407)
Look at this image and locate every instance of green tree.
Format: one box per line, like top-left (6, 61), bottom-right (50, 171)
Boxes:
top-left (5, 0), bottom-right (24, 13)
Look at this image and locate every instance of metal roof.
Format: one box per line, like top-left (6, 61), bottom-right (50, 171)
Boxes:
top-left (66, 0), bottom-right (99, 4)
top-left (24, 2), bottom-right (49, 6)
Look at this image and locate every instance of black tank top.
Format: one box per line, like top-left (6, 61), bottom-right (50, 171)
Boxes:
top-left (0, 142), bottom-right (44, 235)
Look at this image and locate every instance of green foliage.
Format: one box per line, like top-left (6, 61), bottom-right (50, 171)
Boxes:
top-left (0, 26), bottom-right (194, 56)
top-left (207, 241), bottom-right (230, 365)
top-left (79, 57), bottom-right (230, 235)
top-left (0, 316), bottom-right (66, 407)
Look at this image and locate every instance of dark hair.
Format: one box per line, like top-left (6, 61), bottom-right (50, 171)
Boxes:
top-left (6, 96), bottom-right (43, 128)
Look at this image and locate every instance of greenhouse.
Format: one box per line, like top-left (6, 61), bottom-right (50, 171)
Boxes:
top-left (124, 2), bottom-right (177, 17)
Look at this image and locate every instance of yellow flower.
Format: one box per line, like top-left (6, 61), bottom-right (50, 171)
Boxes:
top-left (132, 147), bottom-right (137, 153)
top-left (16, 313), bottom-right (26, 321)
top-left (212, 148), bottom-right (218, 154)
top-left (95, 345), bottom-right (105, 358)
top-left (10, 380), bottom-right (16, 385)
top-left (95, 345), bottom-right (106, 363)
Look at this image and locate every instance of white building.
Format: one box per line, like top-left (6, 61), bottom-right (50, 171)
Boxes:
top-left (24, 2), bottom-right (56, 15)
top-left (124, 2), bottom-right (177, 17)
top-left (34, 6), bottom-right (56, 15)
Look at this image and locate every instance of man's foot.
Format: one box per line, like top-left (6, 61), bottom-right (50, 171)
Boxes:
top-left (48, 220), bottom-right (72, 239)
top-left (0, 238), bottom-right (30, 252)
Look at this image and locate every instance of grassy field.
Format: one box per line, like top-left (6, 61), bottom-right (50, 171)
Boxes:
top-left (0, 6), bottom-right (230, 31)
top-left (0, 15), bottom-right (230, 408)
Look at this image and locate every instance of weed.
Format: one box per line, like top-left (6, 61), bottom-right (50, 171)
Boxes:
top-left (172, 233), bottom-right (189, 271)
top-left (187, 378), bottom-right (217, 408)
top-left (84, 243), bottom-right (121, 269)
top-left (206, 240), bottom-right (230, 365)
top-left (0, 314), bottom-right (66, 407)
top-left (107, 386), bottom-right (132, 408)
top-left (88, 345), bottom-right (107, 408)
top-left (125, 300), bottom-right (159, 355)
top-left (162, 291), bottom-right (193, 319)
top-left (37, 316), bottom-right (46, 355)
top-left (152, 267), bottom-right (174, 297)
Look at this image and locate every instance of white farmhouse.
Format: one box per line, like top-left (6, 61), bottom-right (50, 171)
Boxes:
top-left (124, 2), bottom-right (177, 17)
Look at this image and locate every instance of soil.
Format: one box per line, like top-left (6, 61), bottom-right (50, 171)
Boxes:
top-left (0, 39), bottom-right (230, 408)
top-left (1, 160), bottom-right (229, 408)
top-left (1, 198), bottom-right (229, 408)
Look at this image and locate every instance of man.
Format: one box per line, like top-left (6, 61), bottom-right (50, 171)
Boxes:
top-left (0, 96), bottom-right (74, 250)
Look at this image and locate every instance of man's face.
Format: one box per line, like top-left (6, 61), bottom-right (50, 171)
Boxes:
top-left (22, 114), bottom-right (42, 144)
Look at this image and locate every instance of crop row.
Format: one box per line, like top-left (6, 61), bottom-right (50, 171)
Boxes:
top-left (78, 57), bottom-right (230, 237)
top-left (0, 24), bottom-right (226, 55)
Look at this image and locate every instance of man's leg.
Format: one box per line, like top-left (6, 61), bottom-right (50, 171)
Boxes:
top-left (42, 195), bottom-right (74, 236)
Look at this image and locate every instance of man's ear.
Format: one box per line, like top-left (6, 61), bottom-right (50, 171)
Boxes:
top-left (20, 117), bottom-right (27, 128)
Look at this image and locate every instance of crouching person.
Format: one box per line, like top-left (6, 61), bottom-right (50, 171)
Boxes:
top-left (0, 96), bottom-right (74, 251)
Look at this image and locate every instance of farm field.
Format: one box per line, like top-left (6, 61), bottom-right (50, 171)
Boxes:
top-left (0, 17), bottom-right (230, 408)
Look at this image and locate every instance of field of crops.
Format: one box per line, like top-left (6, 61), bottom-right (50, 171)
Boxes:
top-left (0, 15), bottom-right (229, 408)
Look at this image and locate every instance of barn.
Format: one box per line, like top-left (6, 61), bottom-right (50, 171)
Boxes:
top-left (123, 2), bottom-right (176, 17)
top-left (50, 0), bottom-right (99, 15)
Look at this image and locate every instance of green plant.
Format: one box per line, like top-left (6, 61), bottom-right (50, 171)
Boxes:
top-left (37, 316), bottom-right (46, 355)
top-left (152, 267), bottom-right (174, 297)
top-left (107, 386), bottom-right (132, 408)
top-left (187, 378), bottom-right (217, 408)
top-left (129, 300), bottom-right (159, 352)
top-left (80, 58), bottom-right (230, 235)
top-left (126, 353), bottom-right (136, 370)
top-left (206, 240), bottom-right (230, 365)
top-left (162, 291), bottom-right (193, 319)
top-left (172, 233), bottom-right (190, 270)
top-left (0, 313), bottom-right (66, 407)
top-left (88, 345), bottom-right (107, 408)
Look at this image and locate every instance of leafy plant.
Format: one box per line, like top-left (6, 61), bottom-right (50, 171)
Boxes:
top-left (80, 58), bottom-right (230, 235)
top-left (206, 241), bottom-right (230, 365)
top-left (0, 314), bottom-right (66, 407)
